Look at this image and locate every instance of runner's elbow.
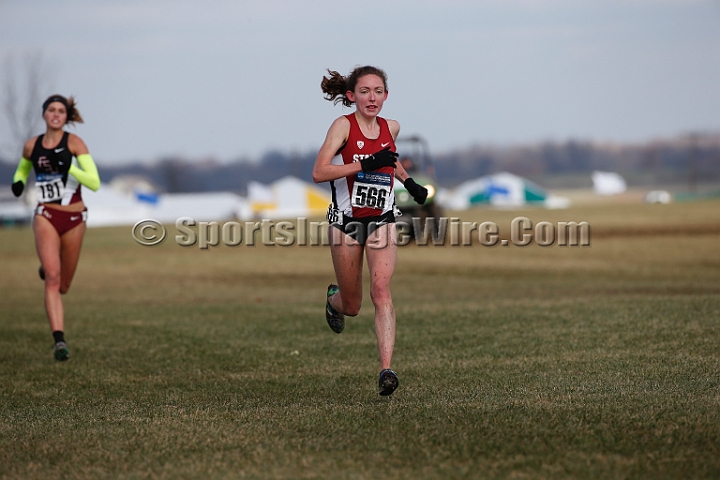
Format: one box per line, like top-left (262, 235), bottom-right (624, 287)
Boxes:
top-left (312, 170), bottom-right (325, 184)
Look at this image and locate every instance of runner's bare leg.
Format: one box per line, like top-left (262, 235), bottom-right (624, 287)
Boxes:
top-left (328, 226), bottom-right (364, 316)
top-left (365, 223), bottom-right (397, 370)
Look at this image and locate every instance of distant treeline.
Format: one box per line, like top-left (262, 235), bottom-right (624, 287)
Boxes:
top-left (433, 134), bottom-right (720, 190)
top-left (2, 134), bottom-right (719, 195)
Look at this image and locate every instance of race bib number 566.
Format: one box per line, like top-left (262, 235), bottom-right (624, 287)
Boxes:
top-left (352, 172), bottom-right (392, 210)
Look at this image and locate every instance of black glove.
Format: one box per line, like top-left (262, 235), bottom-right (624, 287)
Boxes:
top-left (360, 147), bottom-right (398, 173)
top-left (11, 181), bottom-right (24, 197)
top-left (404, 177), bottom-right (428, 205)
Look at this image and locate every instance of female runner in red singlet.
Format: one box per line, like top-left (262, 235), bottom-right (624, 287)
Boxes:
top-left (312, 66), bottom-right (428, 396)
top-left (11, 95), bottom-right (100, 361)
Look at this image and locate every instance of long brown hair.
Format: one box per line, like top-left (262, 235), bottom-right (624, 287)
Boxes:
top-left (321, 66), bottom-right (388, 107)
top-left (42, 94), bottom-right (84, 125)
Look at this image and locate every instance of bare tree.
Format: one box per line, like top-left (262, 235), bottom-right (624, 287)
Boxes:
top-left (1, 51), bottom-right (54, 160)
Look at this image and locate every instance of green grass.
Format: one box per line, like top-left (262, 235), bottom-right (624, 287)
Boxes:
top-left (1, 200), bottom-right (719, 479)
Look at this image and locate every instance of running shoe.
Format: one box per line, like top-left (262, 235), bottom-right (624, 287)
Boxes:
top-left (53, 342), bottom-right (69, 361)
top-left (325, 284), bottom-right (345, 334)
top-left (378, 369), bottom-right (399, 396)
top-left (39, 266), bottom-right (45, 280)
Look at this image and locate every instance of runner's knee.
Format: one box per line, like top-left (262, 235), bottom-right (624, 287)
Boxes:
top-left (44, 269), bottom-right (61, 289)
top-left (342, 302), bottom-right (361, 317)
top-left (340, 294), bottom-right (362, 317)
top-left (370, 283), bottom-right (392, 306)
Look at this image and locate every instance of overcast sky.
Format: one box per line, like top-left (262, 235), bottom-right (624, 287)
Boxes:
top-left (1, 0), bottom-right (719, 165)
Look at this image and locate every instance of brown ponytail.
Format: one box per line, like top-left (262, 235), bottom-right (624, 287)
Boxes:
top-left (65, 96), bottom-right (83, 124)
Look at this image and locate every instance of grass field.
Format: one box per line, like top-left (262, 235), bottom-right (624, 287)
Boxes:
top-left (1, 198), bottom-right (719, 479)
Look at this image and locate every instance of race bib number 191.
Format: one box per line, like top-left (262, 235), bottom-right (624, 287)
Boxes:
top-left (35, 173), bottom-right (65, 203)
top-left (352, 172), bottom-right (392, 210)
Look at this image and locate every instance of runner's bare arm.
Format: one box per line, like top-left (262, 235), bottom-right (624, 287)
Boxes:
top-left (394, 162), bottom-right (410, 183)
top-left (68, 134), bottom-right (89, 156)
top-left (387, 119), bottom-right (400, 141)
top-left (312, 116), bottom-right (362, 183)
top-left (22, 137), bottom-right (36, 159)
top-left (384, 119), bottom-right (408, 181)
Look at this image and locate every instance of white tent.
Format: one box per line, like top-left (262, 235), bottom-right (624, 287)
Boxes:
top-left (0, 199), bottom-right (33, 225)
top-left (83, 186), bottom-right (252, 227)
top-left (82, 186), bottom-right (154, 227)
top-left (440, 172), bottom-right (570, 210)
top-left (248, 176), bottom-right (330, 219)
top-left (592, 171), bottom-right (627, 196)
top-left (150, 192), bottom-right (252, 223)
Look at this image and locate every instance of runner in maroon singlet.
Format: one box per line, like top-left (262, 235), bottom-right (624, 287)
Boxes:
top-left (11, 95), bottom-right (100, 361)
top-left (312, 66), bottom-right (428, 396)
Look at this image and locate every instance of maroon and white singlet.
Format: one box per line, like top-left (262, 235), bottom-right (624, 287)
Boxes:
top-left (330, 114), bottom-right (396, 219)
